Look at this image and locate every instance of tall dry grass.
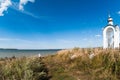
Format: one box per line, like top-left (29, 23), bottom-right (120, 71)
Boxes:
top-left (0, 57), bottom-right (50, 80)
top-left (42, 48), bottom-right (120, 80)
top-left (0, 48), bottom-right (120, 80)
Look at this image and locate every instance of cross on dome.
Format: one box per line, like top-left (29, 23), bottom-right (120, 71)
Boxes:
top-left (108, 14), bottom-right (113, 25)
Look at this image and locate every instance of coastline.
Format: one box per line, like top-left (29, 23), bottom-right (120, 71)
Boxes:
top-left (0, 49), bottom-right (62, 58)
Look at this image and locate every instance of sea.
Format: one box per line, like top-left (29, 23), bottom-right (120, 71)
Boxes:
top-left (0, 49), bottom-right (61, 58)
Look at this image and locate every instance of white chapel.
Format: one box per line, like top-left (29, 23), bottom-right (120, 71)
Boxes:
top-left (103, 15), bottom-right (119, 49)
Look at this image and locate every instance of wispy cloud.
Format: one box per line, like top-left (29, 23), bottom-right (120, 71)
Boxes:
top-left (0, 38), bottom-right (34, 43)
top-left (83, 38), bottom-right (87, 41)
top-left (0, 38), bottom-right (51, 49)
top-left (0, 0), bottom-right (12, 16)
top-left (0, 0), bottom-right (49, 20)
top-left (58, 39), bottom-right (77, 44)
top-left (19, 0), bottom-right (35, 10)
top-left (11, 2), bottom-right (39, 18)
top-left (11, 1), bottom-right (47, 20)
top-left (0, 38), bottom-right (12, 41)
top-left (0, 0), bottom-right (36, 16)
top-left (95, 34), bottom-right (101, 37)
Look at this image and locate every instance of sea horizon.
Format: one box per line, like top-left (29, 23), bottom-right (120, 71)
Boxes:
top-left (0, 48), bottom-right (62, 58)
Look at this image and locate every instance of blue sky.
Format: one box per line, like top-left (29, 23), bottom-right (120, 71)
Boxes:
top-left (0, 0), bottom-right (120, 49)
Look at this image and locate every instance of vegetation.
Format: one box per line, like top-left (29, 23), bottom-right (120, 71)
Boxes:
top-left (42, 48), bottom-right (120, 80)
top-left (0, 57), bottom-right (50, 80)
top-left (1, 48), bottom-right (120, 80)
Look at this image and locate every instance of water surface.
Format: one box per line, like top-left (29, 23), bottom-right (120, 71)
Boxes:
top-left (0, 49), bottom-right (61, 58)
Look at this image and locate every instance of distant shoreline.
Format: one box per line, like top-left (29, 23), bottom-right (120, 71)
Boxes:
top-left (0, 49), bottom-right (62, 58)
top-left (0, 48), bottom-right (62, 51)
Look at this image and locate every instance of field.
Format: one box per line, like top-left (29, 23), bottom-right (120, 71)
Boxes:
top-left (0, 48), bottom-right (120, 80)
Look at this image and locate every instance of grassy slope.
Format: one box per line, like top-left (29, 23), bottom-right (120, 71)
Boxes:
top-left (42, 48), bottom-right (120, 80)
top-left (0, 48), bottom-right (120, 80)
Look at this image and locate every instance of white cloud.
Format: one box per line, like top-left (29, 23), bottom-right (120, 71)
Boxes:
top-left (19, 0), bottom-right (35, 10)
top-left (0, 0), bottom-right (36, 16)
top-left (11, 1), bottom-right (42, 19)
top-left (0, 0), bottom-right (12, 16)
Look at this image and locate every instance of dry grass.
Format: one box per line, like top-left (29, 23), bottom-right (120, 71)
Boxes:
top-left (0, 48), bottom-right (120, 80)
top-left (0, 57), bottom-right (50, 80)
top-left (42, 48), bottom-right (120, 80)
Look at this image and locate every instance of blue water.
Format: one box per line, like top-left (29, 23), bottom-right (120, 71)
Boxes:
top-left (0, 49), bottom-right (61, 58)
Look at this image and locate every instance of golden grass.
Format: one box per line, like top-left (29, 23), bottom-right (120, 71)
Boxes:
top-left (0, 57), bottom-right (50, 80)
top-left (0, 48), bottom-right (120, 80)
top-left (42, 48), bottom-right (120, 80)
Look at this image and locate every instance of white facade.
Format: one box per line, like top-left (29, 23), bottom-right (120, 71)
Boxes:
top-left (103, 16), bottom-right (119, 49)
